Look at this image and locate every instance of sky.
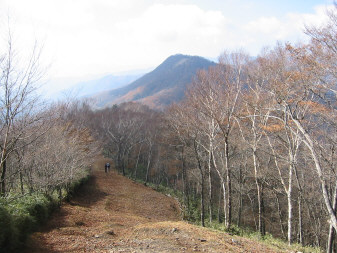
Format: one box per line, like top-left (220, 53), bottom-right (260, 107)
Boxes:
top-left (0, 0), bottom-right (334, 83)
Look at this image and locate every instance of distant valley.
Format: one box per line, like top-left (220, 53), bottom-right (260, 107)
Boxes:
top-left (45, 72), bottom-right (144, 100)
top-left (65, 74), bottom-right (143, 98)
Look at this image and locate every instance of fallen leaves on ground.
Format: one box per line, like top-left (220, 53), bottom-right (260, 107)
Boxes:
top-left (24, 157), bottom-right (281, 253)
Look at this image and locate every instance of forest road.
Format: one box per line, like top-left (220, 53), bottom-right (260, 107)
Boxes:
top-left (24, 157), bottom-right (280, 253)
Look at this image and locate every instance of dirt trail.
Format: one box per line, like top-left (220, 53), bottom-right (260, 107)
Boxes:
top-left (24, 157), bottom-right (280, 253)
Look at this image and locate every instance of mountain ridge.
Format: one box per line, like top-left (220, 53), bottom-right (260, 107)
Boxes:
top-left (92, 54), bottom-right (216, 109)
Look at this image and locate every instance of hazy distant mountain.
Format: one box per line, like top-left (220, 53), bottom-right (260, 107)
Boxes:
top-left (93, 54), bottom-right (215, 109)
top-left (59, 74), bottom-right (143, 98)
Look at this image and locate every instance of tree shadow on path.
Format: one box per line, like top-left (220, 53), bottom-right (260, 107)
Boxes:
top-left (23, 173), bottom-right (109, 253)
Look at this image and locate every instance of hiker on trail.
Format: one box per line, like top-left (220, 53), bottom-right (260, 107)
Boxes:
top-left (105, 162), bottom-right (110, 173)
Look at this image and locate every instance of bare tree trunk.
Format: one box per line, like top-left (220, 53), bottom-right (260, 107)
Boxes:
top-left (211, 149), bottom-right (227, 227)
top-left (287, 191), bottom-right (292, 244)
top-left (224, 139), bottom-right (232, 229)
top-left (208, 150), bottom-right (213, 223)
top-left (327, 182), bottom-right (337, 253)
top-left (237, 166), bottom-right (243, 227)
top-left (252, 148), bottom-right (264, 235)
top-left (133, 143), bottom-right (142, 179)
top-left (297, 195), bottom-right (303, 244)
top-left (201, 173), bottom-right (205, 227)
top-left (218, 186), bottom-right (222, 223)
top-left (260, 184), bottom-right (265, 236)
top-left (117, 150), bottom-right (122, 174)
top-left (181, 146), bottom-right (190, 216)
top-left (291, 117), bottom-right (337, 231)
top-left (294, 166), bottom-right (303, 245)
top-left (276, 193), bottom-right (286, 239)
top-left (247, 193), bottom-right (257, 230)
top-left (145, 144), bottom-right (152, 184)
top-left (124, 148), bottom-right (133, 176)
top-left (121, 148), bottom-right (128, 176)
top-left (20, 171), bottom-right (24, 195)
top-left (194, 140), bottom-right (205, 227)
top-left (0, 159), bottom-right (7, 195)
top-left (267, 131), bottom-right (297, 244)
top-left (27, 167), bottom-right (34, 193)
top-left (237, 191), bottom-right (242, 227)
top-left (287, 163), bottom-right (293, 245)
top-left (256, 179), bottom-right (264, 235)
top-left (58, 186), bottom-right (62, 205)
top-left (222, 180), bottom-right (227, 227)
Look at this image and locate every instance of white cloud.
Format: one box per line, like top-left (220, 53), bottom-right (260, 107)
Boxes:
top-left (112, 4), bottom-right (230, 59)
top-left (1, 1), bottom-right (235, 78)
top-left (242, 4), bottom-right (331, 53)
top-left (245, 17), bottom-right (283, 37)
top-left (0, 0), bottom-right (333, 80)
top-left (48, 2), bottom-right (233, 78)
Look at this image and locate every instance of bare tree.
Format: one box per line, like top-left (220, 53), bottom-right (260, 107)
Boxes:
top-left (0, 28), bottom-right (45, 195)
top-left (102, 105), bottom-right (144, 176)
top-left (237, 58), bottom-right (274, 236)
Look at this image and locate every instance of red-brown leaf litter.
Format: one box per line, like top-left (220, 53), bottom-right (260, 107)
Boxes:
top-left (23, 157), bottom-right (280, 253)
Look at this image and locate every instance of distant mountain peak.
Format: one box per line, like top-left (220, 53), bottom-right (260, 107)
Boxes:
top-left (92, 54), bottom-right (216, 110)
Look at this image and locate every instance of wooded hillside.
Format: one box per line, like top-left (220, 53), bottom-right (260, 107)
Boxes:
top-left (2, 3), bottom-right (337, 253)
top-left (73, 6), bottom-right (337, 252)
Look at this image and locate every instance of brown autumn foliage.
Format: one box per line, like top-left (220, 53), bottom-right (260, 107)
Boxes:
top-left (83, 7), bottom-right (337, 250)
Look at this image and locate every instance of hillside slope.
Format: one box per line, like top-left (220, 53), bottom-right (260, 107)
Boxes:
top-left (24, 157), bottom-right (281, 253)
top-left (93, 54), bottom-right (215, 109)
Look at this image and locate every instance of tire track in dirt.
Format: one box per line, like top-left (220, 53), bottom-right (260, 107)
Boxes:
top-left (24, 157), bottom-right (280, 253)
